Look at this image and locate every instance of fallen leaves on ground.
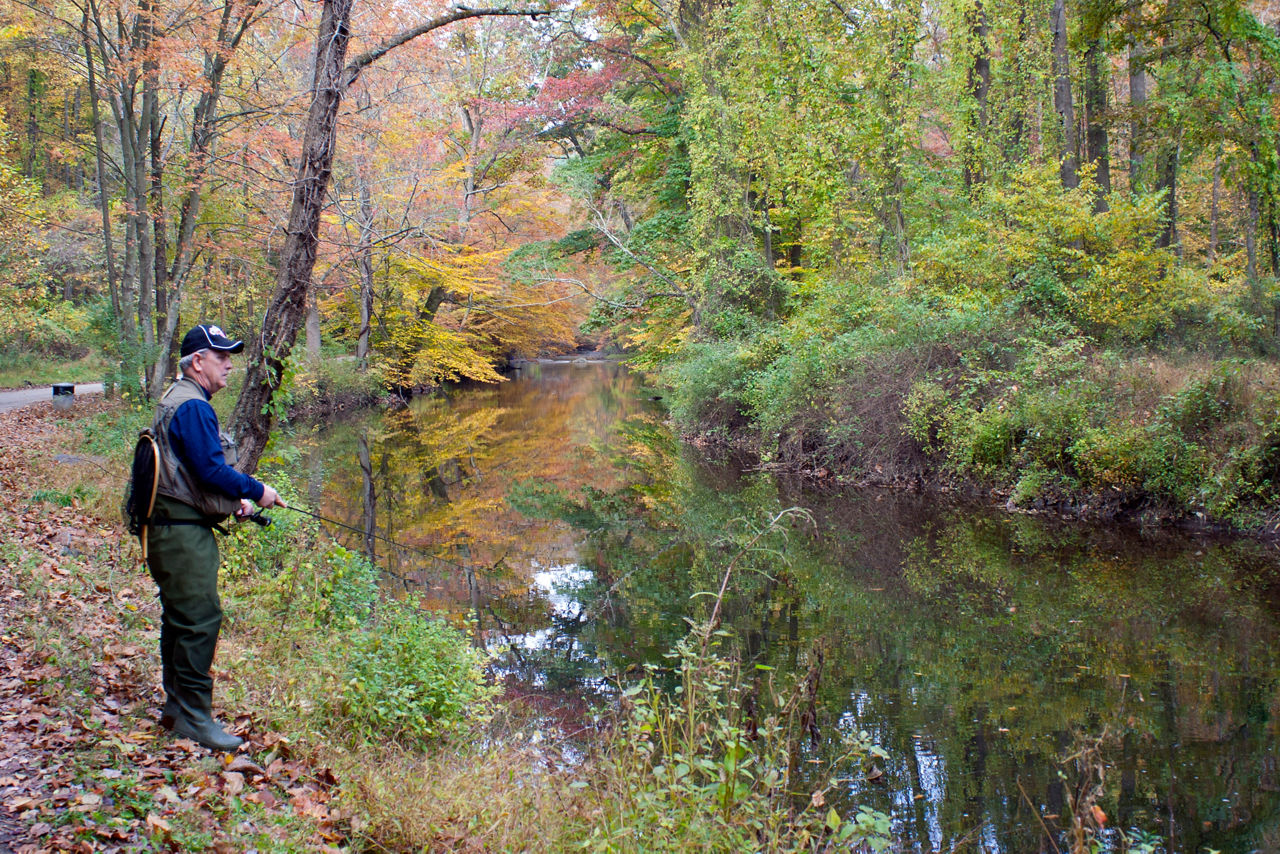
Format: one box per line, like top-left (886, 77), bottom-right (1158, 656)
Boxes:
top-left (0, 401), bottom-right (350, 852)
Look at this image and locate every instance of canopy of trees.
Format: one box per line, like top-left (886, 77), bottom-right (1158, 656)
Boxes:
top-left (2, 0), bottom-right (1279, 479)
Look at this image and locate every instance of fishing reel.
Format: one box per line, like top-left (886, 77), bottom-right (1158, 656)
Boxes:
top-left (246, 510), bottom-right (273, 528)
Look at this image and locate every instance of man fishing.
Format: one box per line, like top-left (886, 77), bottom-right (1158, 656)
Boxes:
top-left (147, 323), bottom-right (286, 751)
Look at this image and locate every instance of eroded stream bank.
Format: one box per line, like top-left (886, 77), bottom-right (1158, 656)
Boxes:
top-left (301, 361), bottom-right (1280, 853)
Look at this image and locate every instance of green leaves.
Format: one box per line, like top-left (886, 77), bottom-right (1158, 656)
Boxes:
top-left (339, 603), bottom-right (495, 746)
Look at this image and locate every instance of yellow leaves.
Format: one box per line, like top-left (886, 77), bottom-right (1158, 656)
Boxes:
top-left (906, 161), bottom-right (1216, 339)
top-left (624, 304), bottom-right (694, 369)
top-left (390, 249), bottom-right (507, 303)
top-left (379, 319), bottom-right (506, 388)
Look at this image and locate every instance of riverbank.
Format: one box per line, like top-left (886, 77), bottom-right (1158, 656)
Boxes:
top-left (666, 313), bottom-right (1280, 537)
top-left (0, 400), bottom-right (355, 851)
top-left (0, 397), bottom-right (576, 851)
top-left (0, 395), bottom-right (891, 852)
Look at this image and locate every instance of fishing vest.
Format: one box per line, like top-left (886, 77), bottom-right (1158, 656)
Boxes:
top-left (152, 377), bottom-right (243, 521)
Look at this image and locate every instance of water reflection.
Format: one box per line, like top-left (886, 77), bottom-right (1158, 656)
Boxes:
top-left (305, 362), bottom-right (1280, 853)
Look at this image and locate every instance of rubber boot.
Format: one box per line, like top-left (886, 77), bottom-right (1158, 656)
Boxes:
top-left (171, 708), bottom-right (243, 751)
top-left (159, 661), bottom-right (179, 729)
top-left (159, 697), bottom-right (179, 731)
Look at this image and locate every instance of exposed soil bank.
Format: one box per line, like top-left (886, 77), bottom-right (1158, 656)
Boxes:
top-left (675, 345), bottom-right (1280, 543)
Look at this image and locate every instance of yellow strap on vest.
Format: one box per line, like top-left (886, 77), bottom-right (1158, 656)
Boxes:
top-left (140, 432), bottom-right (160, 561)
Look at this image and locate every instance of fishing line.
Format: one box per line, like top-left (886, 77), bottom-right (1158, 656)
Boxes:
top-left (247, 504), bottom-right (482, 574)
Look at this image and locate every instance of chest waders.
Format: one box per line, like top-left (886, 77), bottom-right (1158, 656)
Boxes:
top-left (141, 378), bottom-right (246, 751)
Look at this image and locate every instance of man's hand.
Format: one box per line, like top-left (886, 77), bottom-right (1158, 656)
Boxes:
top-left (236, 498), bottom-right (254, 517)
top-left (257, 484), bottom-right (287, 509)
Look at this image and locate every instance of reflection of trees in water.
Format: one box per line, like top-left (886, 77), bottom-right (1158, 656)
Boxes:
top-left (538, 419), bottom-right (1280, 854)
top-left (306, 372), bottom-right (1280, 852)
top-left (307, 362), bottom-right (657, 678)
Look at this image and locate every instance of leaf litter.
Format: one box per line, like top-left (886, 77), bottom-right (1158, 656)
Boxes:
top-left (0, 401), bottom-right (349, 852)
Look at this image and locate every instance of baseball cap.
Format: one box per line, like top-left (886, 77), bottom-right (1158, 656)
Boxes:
top-left (180, 324), bottom-right (245, 358)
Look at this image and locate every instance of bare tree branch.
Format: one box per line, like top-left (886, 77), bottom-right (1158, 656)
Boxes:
top-left (343, 6), bottom-right (554, 86)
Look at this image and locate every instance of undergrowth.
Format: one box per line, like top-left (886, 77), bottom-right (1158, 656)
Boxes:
top-left (664, 299), bottom-right (1280, 529)
top-left (216, 484), bottom-right (895, 851)
top-left (649, 164), bottom-right (1280, 531)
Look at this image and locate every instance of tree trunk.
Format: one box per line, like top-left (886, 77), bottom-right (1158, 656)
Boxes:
top-left (356, 179), bottom-right (375, 368)
top-left (122, 211), bottom-right (139, 357)
top-left (1246, 186), bottom-right (1260, 291)
top-left (82, 17), bottom-right (120, 342)
top-left (1084, 38), bottom-right (1110, 209)
top-left (759, 190), bottom-right (773, 270)
top-left (1127, 41), bottom-right (1146, 191)
top-left (460, 105), bottom-right (478, 233)
top-left (305, 288), bottom-right (322, 359)
top-left (962, 0), bottom-right (991, 189)
top-left (230, 4), bottom-right (549, 474)
top-left (1268, 195), bottom-right (1279, 278)
top-left (148, 80), bottom-right (175, 398)
top-left (358, 432), bottom-right (377, 565)
top-left (1209, 150), bottom-right (1220, 263)
top-left (1052, 0), bottom-right (1078, 189)
top-left (231, 0), bottom-right (356, 469)
top-left (24, 69), bottom-right (39, 179)
top-left (132, 89), bottom-right (158, 391)
top-left (1155, 136), bottom-right (1179, 250)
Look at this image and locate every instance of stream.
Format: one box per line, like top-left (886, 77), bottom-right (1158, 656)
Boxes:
top-left (299, 360), bottom-right (1280, 853)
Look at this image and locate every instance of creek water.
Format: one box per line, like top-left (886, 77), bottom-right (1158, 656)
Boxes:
top-left (301, 361), bottom-right (1280, 853)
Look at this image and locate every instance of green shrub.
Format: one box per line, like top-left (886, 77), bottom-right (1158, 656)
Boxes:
top-left (664, 339), bottom-right (762, 434)
top-left (1204, 427), bottom-right (1280, 521)
top-left (340, 603), bottom-right (494, 745)
top-left (1010, 462), bottom-right (1054, 506)
top-left (322, 545), bottom-right (380, 625)
top-left (1155, 361), bottom-right (1248, 438)
top-left (1070, 425), bottom-right (1205, 507)
top-left (745, 334), bottom-right (843, 448)
top-left (1012, 387), bottom-right (1093, 473)
top-left (964, 406), bottom-right (1021, 474)
top-left (903, 379), bottom-right (956, 455)
top-left (220, 485), bottom-right (304, 579)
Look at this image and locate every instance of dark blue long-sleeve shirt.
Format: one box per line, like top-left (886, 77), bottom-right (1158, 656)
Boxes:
top-left (168, 391), bottom-right (265, 503)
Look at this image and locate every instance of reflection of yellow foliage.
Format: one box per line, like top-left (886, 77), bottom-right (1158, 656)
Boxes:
top-left (316, 365), bottom-right (650, 593)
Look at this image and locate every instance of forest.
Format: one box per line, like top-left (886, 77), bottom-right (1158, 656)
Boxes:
top-left (1, 0), bottom-right (1279, 525)
top-left (1, 0), bottom-right (1280, 848)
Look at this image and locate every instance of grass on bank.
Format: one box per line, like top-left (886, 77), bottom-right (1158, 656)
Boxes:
top-left (0, 347), bottom-right (109, 389)
top-left (10, 395), bottom-right (896, 852)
